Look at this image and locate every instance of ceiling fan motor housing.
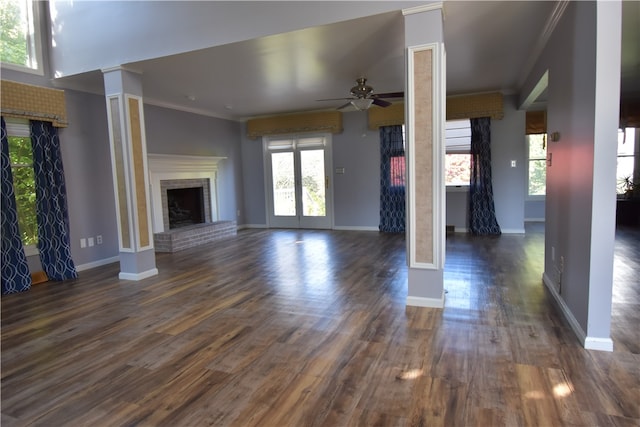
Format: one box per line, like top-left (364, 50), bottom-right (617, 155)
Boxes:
top-left (350, 78), bottom-right (373, 98)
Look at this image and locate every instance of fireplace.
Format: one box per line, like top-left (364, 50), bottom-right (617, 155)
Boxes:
top-left (167, 187), bottom-right (205, 229)
top-left (148, 153), bottom-right (226, 233)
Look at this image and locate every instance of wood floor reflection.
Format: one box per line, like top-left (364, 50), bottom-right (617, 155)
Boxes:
top-left (2, 224), bottom-right (638, 426)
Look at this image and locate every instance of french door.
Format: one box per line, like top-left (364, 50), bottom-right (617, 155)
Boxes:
top-left (264, 134), bottom-right (333, 229)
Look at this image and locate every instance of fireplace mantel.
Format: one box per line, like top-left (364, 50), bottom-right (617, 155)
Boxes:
top-left (148, 154), bottom-right (226, 233)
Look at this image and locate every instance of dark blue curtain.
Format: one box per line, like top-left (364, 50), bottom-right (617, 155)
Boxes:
top-left (31, 121), bottom-right (77, 281)
top-left (469, 117), bottom-right (501, 235)
top-left (1, 117), bottom-right (32, 294)
top-left (379, 125), bottom-right (405, 232)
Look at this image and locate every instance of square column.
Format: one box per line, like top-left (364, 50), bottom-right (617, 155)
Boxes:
top-left (103, 67), bottom-right (158, 280)
top-left (403, 5), bottom-right (446, 308)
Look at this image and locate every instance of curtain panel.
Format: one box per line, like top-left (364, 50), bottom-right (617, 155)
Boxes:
top-left (31, 121), bottom-right (77, 281)
top-left (379, 125), bottom-right (406, 233)
top-left (1, 117), bottom-right (32, 294)
top-left (469, 117), bottom-right (501, 235)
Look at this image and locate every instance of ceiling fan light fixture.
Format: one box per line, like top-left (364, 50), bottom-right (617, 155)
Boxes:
top-left (351, 98), bottom-right (373, 110)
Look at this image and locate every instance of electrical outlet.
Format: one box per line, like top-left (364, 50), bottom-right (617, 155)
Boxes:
top-left (88, 237), bottom-right (95, 247)
top-left (80, 238), bottom-right (86, 248)
top-left (96, 235), bottom-right (103, 245)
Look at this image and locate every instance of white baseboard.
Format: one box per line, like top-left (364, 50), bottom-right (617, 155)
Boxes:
top-left (119, 268), bottom-right (159, 281)
top-left (406, 292), bottom-right (445, 309)
top-left (240, 224), bottom-right (268, 229)
top-left (333, 226), bottom-right (379, 231)
top-left (501, 228), bottom-right (526, 234)
top-left (454, 227), bottom-right (468, 233)
top-left (76, 256), bottom-right (119, 272)
top-left (542, 272), bottom-right (613, 352)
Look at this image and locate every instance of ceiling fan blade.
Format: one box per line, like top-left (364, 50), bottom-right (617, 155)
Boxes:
top-left (372, 98), bottom-right (392, 108)
top-left (336, 102), bottom-right (354, 110)
top-left (371, 92), bottom-right (404, 99)
top-left (316, 97), bottom-right (354, 101)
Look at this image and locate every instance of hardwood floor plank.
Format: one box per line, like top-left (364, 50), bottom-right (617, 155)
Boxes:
top-left (2, 225), bottom-right (638, 426)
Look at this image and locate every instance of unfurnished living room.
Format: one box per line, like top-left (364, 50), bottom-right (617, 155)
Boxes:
top-left (1, 1), bottom-right (639, 426)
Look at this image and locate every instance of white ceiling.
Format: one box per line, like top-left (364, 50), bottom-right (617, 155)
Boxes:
top-left (54, 1), bottom-right (639, 121)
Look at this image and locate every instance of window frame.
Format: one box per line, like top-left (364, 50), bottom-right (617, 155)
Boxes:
top-left (445, 119), bottom-right (471, 190)
top-left (5, 118), bottom-right (39, 256)
top-left (526, 133), bottom-right (547, 200)
top-left (0, 0), bottom-right (45, 76)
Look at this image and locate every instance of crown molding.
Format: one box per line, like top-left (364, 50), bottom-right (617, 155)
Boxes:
top-left (402, 2), bottom-right (443, 16)
top-left (517, 0), bottom-right (570, 89)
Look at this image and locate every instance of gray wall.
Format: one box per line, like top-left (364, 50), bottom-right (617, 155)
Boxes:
top-left (61, 90), bottom-right (119, 267)
top-left (332, 111), bottom-right (380, 229)
top-left (144, 105), bottom-right (243, 222)
top-left (520, 1), bottom-right (619, 339)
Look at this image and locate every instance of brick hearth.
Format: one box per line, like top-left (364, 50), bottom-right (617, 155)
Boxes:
top-left (154, 221), bottom-right (237, 253)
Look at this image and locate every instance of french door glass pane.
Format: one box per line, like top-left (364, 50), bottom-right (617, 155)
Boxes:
top-left (300, 149), bottom-right (325, 217)
top-left (271, 152), bottom-right (296, 216)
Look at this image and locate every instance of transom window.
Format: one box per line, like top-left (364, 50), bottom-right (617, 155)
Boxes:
top-left (0, 0), bottom-right (42, 73)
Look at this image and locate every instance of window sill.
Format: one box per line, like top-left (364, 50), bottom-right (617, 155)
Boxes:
top-left (526, 195), bottom-right (546, 201)
top-left (446, 185), bottom-right (469, 193)
top-left (24, 245), bottom-right (39, 257)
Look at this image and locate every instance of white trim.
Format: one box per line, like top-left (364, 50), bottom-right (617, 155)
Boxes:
top-left (584, 337), bottom-right (614, 352)
top-left (76, 256), bottom-right (119, 272)
top-left (144, 97), bottom-right (237, 122)
top-left (525, 218), bottom-right (545, 223)
top-left (517, 1), bottom-right (569, 89)
top-left (101, 65), bottom-right (143, 75)
top-left (542, 272), bottom-right (613, 352)
top-left (454, 227), bottom-right (468, 233)
top-left (406, 42), bottom-right (445, 271)
top-left (333, 226), bottom-right (379, 232)
top-left (147, 154), bottom-right (226, 233)
top-left (238, 224), bottom-right (268, 230)
top-left (119, 268), bottom-right (159, 281)
top-left (402, 3), bottom-right (443, 16)
top-left (446, 185), bottom-right (469, 193)
top-left (501, 228), bottom-right (526, 234)
top-left (406, 292), bottom-right (445, 309)
top-left (105, 94), bottom-right (135, 253)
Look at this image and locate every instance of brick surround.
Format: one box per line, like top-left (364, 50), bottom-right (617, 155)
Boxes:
top-left (160, 178), bottom-right (211, 230)
top-left (154, 220), bottom-right (237, 253)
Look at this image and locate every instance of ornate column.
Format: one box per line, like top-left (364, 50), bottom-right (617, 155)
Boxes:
top-left (103, 67), bottom-right (158, 280)
top-left (403, 4), bottom-right (446, 308)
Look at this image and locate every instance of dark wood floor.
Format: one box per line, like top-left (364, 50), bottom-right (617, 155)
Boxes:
top-left (2, 224), bottom-right (638, 426)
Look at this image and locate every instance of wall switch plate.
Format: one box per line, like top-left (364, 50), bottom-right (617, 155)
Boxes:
top-left (336, 167), bottom-right (345, 174)
top-left (511, 160), bottom-right (516, 167)
top-left (88, 237), bottom-right (94, 247)
top-left (80, 238), bottom-right (86, 248)
top-left (96, 235), bottom-right (103, 245)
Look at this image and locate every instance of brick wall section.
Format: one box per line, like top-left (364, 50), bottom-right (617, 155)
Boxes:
top-left (154, 221), bottom-right (237, 253)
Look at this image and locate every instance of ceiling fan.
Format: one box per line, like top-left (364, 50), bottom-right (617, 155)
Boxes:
top-left (317, 77), bottom-right (404, 110)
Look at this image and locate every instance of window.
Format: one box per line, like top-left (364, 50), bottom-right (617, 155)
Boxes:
top-left (617, 127), bottom-right (637, 195)
top-left (527, 134), bottom-right (547, 197)
top-left (0, 0), bottom-right (42, 73)
top-left (6, 119), bottom-right (38, 253)
top-left (445, 119), bottom-right (471, 186)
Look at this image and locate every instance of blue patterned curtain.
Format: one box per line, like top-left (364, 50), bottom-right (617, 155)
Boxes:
top-left (31, 121), bottom-right (77, 281)
top-left (469, 117), bottom-right (501, 235)
top-left (1, 117), bottom-right (32, 294)
top-left (379, 125), bottom-right (405, 232)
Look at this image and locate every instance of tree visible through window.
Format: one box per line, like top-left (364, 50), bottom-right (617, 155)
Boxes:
top-left (0, 0), bottom-right (40, 70)
top-left (527, 134), bottom-right (547, 196)
top-left (616, 127), bottom-right (636, 196)
top-left (6, 120), bottom-right (38, 247)
top-left (445, 120), bottom-right (471, 186)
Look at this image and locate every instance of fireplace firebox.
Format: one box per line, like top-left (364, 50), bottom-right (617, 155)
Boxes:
top-left (167, 187), bottom-right (205, 229)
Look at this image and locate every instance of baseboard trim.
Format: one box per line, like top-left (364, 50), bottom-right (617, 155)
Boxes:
top-left (76, 256), bottom-right (119, 272)
top-left (454, 227), bottom-right (468, 233)
top-left (406, 292), bottom-right (445, 308)
top-left (119, 268), bottom-right (159, 281)
top-left (333, 226), bottom-right (379, 231)
top-left (542, 272), bottom-right (613, 352)
top-left (240, 224), bottom-right (268, 229)
top-left (501, 228), bottom-right (526, 234)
